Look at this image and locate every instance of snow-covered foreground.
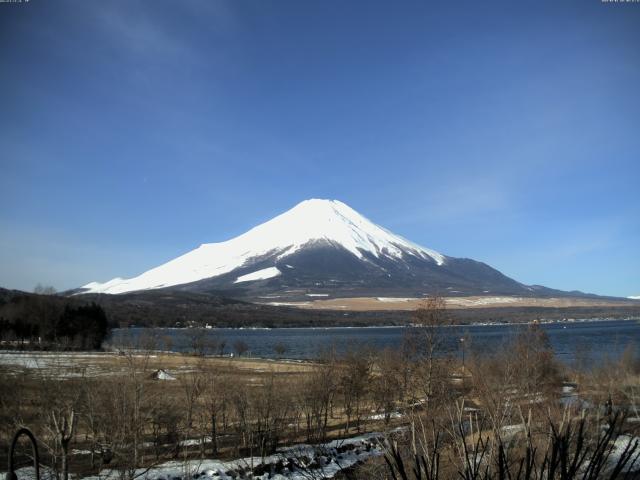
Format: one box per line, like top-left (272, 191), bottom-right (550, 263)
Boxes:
top-left (0, 352), bottom-right (109, 369)
top-left (2, 433), bottom-right (384, 480)
top-left (0, 351), bottom-right (162, 378)
top-left (0, 352), bottom-right (120, 377)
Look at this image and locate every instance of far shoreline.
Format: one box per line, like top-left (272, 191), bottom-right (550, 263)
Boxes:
top-left (113, 315), bottom-right (640, 331)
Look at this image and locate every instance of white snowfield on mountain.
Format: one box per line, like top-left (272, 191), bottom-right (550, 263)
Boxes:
top-left (234, 267), bottom-right (281, 284)
top-left (81, 199), bottom-right (446, 295)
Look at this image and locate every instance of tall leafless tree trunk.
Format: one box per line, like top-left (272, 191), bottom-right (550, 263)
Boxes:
top-left (51, 408), bottom-right (76, 480)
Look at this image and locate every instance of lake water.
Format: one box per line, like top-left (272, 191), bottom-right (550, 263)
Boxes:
top-left (110, 319), bottom-right (640, 366)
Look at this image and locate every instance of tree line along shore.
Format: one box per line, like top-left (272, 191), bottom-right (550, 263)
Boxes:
top-left (1, 287), bottom-right (639, 343)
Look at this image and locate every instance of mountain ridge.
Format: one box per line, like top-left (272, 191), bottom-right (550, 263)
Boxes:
top-left (77, 199), bottom-right (611, 301)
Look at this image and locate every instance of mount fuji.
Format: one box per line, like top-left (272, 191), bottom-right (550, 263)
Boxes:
top-left (79, 199), bottom-right (574, 300)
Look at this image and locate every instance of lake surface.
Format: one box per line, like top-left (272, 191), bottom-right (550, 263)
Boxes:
top-left (110, 319), bottom-right (640, 366)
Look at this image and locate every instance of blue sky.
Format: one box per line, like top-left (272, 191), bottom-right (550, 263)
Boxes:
top-left (1, 0), bottom-right (638, 296)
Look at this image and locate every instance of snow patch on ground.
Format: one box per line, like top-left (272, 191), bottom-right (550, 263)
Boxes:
top-left (69, 433), bottom-right (383, 480)
top-left (369, 412), bottom-right (402, 420)
top-left (453, 296), bottom-right (522, 306)
top-left (376, 297), bottom-right (413, 302)
top-left (265, 302), bottom-right (312, 307)
top-left (153, 369), bottom-right (176, 381)
top-left (0, 352), bottom-right (157, 378)
top-left (0, 352), bottom-right (107, 372)
top-left (501, 424), bottom-right (525, 440)
top-left (607, 435), bottom-right (640, 472)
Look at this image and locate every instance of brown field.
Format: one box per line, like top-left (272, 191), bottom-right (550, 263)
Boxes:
top-left (263, 295), bottom-right (639, 311)
top-left (2, 331), bottom-right (639, 480)
top-left (0, 350), bottom-right (316, 379)
top-left (0, 349), bottom-right (394, 475)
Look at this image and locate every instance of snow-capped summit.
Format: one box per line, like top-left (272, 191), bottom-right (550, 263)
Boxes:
top-left (80, 198), bottom-right (540, 299)
top-left (228, 199), bottom-right (445, 265)
top-left (81, 199), bottom-right (445, 295)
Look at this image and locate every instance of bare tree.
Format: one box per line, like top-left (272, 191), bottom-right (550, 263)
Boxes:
top-left (34, 283), bottom-right (57, 295)
top-left (98, 343), bottom-right (159, 480)
top-left (234, 340), bottom-right (249, 357)
top-left (179, 369), bottom-right (203, 460)
top-left (162, 335), bottom-right (174, 352)
top-left (371, 348), bottom-right (403, 424)
top-left (273, 342), bottom-right (287, 358)
top-left (217, 338), bottom-right (227, 356)
top-left (410, 295), bottom-right (451, 402)
top-left (252, 372), bottom-right (292, 460)
top-left (467, 348), bottom-right (518, 435)
top-left (50, 408), bottom-right (77, 480)
top-left (38, 365), bottom-right (82, 480)
top-left (79, 377), bottom-right (103, 470)
top-left (300, 358), bottom-right (338, 442)
top-left (511, 323), bottom-right (561, 400)
top-left (189, 329), bottom-right (208, 356)
top-left (338, 348), bottom-right (372, 433)
top-left (201, 366), bottom-right (225, 455)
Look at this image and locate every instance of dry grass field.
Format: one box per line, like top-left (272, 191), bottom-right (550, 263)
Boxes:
top-left (0, 351), bottom-right (316, 380)
top-left (0, 348), bottom-right (411, 479)
top-left (264, 295), bottom-right (638, 311)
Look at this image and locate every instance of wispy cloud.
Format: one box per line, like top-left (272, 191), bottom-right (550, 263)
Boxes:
top-left (388, 173), bottom-right (514, 227)
top-left (95, 5), bottom-right (193, 60)
top-left (528, 233), bottom-right (614, 263)
top-left (81, 1), bottom-right (239, 67)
